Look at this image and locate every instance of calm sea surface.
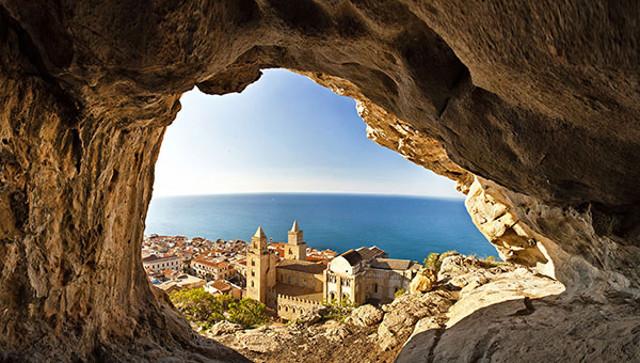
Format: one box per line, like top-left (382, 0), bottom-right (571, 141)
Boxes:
top-left (145, 193), bottom-right (496, 261)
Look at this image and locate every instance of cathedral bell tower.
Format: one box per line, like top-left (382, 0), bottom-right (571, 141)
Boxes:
top-left (286, 220), bottom-right (307, 261)
top-left (246, 226), bottom-right (273, 303)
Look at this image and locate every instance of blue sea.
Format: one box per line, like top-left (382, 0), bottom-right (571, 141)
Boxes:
top-left (145, 193), bottom-right (496, 261)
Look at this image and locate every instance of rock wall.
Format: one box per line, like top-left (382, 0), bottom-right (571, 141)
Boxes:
top-left (1, 1), bottom-right (639, 361)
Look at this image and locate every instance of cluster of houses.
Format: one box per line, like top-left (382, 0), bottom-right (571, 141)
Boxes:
top-left (141, 230), bottom-right (336, 302)
top-left (142, 222), bottom-right (420, 321)
top-left (142, 235), bottom-right (247, 296)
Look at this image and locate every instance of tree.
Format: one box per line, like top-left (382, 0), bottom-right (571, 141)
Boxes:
top-left (227, 298), bottom-right (269, 328)
top-left (169, 289), bottom-right (269, 329)
top-left (170, 288), bottom-right (230, 328)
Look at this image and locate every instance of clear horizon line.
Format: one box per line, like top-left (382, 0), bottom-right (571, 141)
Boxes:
top-left (152, 190), bottom-right (466, 200)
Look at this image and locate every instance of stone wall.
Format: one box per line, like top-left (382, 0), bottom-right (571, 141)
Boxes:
top-left (364, 268), bottom-right (412, 304)
top-left (276, 268), bottom-right (323, 291)
top-left (276, 294), bottom-right (323, 321)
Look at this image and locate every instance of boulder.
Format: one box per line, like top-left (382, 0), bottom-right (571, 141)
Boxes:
top-left (409, 268), bottom-right (437, 294)
top-left (207, 320), bottom-right (243, 336)
top-left (324, 325), bottom-right (351, 344)
top-left (296, 309), bottom-right (323, 326)
top-left (345, 304), bottom-right (384, 327)
top-left (377, 291), bottom-right (454, 351)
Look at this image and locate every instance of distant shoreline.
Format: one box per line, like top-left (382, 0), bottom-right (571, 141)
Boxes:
top-left (145, 193), bottom-right (494, 260)
top-left (152, 191), bottom-right (466, 201)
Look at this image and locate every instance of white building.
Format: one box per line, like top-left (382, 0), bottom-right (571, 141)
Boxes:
top-left (324, 246), bottom-right (420, 305)
top-left (191, 257), bottom-right (234, 281)
top-left (142, 254), bottom-right (180, 273)
top-left (156, 274), bottom-right (205, 292)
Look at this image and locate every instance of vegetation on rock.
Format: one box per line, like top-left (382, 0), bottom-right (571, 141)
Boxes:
top-left (226, 298), bottom-right (269, 328)
top-left (170, 288), bottom-right (268, 329)
top-left (423, 252), bottom-right (442, 272)
top-left (394, 288), bottom-right (406, 298)
top-left (321, 299), bottom-right (355, 322)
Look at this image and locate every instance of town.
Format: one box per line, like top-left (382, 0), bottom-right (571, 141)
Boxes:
top-left (142, 221), bottom-right (420, 320)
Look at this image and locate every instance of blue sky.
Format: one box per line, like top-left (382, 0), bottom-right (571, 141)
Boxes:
top-left (152, 69), bottom-right (462, 198)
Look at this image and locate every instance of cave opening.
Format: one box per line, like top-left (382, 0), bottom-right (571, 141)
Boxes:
top-left (4, 2), bottom-right (640, 361)
top-left (145, 68), bottom-right (494, 259)
top-left (141, 69), bottom-right (503, 352)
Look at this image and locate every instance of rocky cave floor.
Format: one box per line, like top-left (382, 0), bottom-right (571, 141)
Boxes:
top-left (196, 253), bottom-right (564, 363)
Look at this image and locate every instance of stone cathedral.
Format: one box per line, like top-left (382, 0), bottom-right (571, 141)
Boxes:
top-left (246, 220), bottom-right (420, 320)
top-left (246, 221), bottom-right (326, 320)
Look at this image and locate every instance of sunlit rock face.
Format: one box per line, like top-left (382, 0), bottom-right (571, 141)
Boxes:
top-left (1, 1), bottom-right (639, 361)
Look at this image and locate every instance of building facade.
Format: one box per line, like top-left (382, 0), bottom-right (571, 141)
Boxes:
top-left (246, 222), bottom-right (325, 320)
top-left (324, 247), bottom-right (420, 305)
top-left (285, 220), bottom-right (307, 261)
top-left (247, 222), bottom-right (420, 320)
top-left (246, 226), bottom-right (278, 304)
top-left (191, 257), bottom-right (234, 281)
top-left (142, 254), bottom-right (180, 273)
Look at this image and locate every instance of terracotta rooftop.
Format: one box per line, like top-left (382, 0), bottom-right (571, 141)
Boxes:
top-left (340, 249), bottom-right (363, 266)
top-left (142, 254), bottom-right (178, 263)
top-left (369, 258), bottom-right (418, 271)
top-left (356, 246), bottom-right (386, 261)
top-left (192, 257), bottom-right (228, 269)
top-left (306, 255), bottom-right (328, 262)
top-left (211, 280), bottom-right (231, 292)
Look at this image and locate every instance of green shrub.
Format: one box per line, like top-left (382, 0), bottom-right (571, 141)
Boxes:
top-left (423, 252), bottom-right (441, 271)
top-left (423, 250), bottom-right (460, 272)
top-left (227, 298), bottom-right (269, 328)
top-left (169, 288), bottom-right (268, 329)
top-left (169, 288), bottom-right (227, 328)
top-left (321, 299), bottom-right (354, 322)
top-left (394, 288), bottom-right (406, 298)
top-left (478, 255), bottom-right (503, 268)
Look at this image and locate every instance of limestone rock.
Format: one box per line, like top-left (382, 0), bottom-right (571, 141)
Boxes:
top-left (235, 331), bottom-right (281, 354)
top-left (207, 321), bottom-right (243, 336)
top-left (377, 291), bottom-right (454, 351)
top-left (345, 304), bottom-right (384, 327)
top-left (437, 253), bottom-right (516, 290)
top-left (446, 268), bottom-right (565, 328)
top-left (409, 268), bottom-right (437, 294)
top-left (323, 325), bottom-right (351, 344)
top-left (409, 316), bottom-right (444, 341)
top-left (296, 309), bottom-right (324, 326)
